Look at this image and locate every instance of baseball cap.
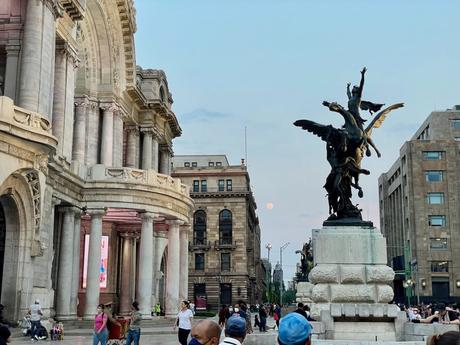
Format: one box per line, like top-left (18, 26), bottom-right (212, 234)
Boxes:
top-left (278, 312), bottom-right (312, 345)
top-left (225, 316), bottom-right (247, 337)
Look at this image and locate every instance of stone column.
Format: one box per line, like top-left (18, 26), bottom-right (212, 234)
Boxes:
top-left (138, 212), bottom-right (156, 318)
top-left (179, 224), bottom-right (190, 301)
top-left (152, 135), bottom-right (159, 171)
top-left (63, 50), bottom-right (78, 160)
top-left (165, 220), bottom-right (183, 317)
top-left (56, 206), bottom-right (77, 319)
top-left (72, 99), bottom-right (88, 162)
top-left (4, 44), bottom-right (20, 100)
top-left (141, 129), bottom-right (153, 170)
top-left (85, 101), bottom-right (99, 165)
top-left (100, 104), bottom-right (115, 166)
top-left (70, 210), bottom-right (82, 317)
top-left (119, 232), bottom-right (136, 315)
top-left (83, 209), bottom-right (106, 319)
top-left (18, 0), bottom-right (58, 117)
top-left (159, 144), bottom-right (172, 175)
top-left (112, 111), bottom-right (124, 167)
top-left (126, 126), bottom-right (139, 168)
top-left (152, 230), bottom-right (168, 308)
top-left (52, 46), bottom-right (66, 156)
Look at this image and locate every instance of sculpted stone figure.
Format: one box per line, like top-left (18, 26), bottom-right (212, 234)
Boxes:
top-left (294, 68), bottom-right (403, 223)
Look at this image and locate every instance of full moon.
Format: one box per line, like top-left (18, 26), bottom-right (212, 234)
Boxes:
top-left (266, 202), bottom-right (274, 210)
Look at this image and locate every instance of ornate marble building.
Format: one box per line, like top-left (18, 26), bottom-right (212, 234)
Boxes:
top-left (172, 155), bottom-right (264, 311)
top-left (0, 0), bottom-right (193, 320)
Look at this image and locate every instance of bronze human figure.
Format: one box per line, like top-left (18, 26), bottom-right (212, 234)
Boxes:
top-left (294, 68), bottom-right (403, 224)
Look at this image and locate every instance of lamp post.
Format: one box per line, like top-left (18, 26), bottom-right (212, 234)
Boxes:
top-left (266, 243), bottom-right (272, 303)
top-left (280, 242), bottom-right (290, 306)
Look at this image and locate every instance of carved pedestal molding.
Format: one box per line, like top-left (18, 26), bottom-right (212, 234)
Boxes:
top-left (165, 219), bottom-right (184, 317)
top-left (83, 208), bottom-right (106, 319)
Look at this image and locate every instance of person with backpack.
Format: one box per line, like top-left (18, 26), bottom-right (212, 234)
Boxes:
top-left (125, 301), bottom-right (142, 345)
top-left (93, 304), bottom-right (108, 345)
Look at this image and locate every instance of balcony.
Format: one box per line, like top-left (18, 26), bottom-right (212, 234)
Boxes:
top-left (189, 239), bottom-right (212, 251)
top-left (190, 186), bottom-right (250, 197)
top-left (214, 239), bottom-right (237, 251)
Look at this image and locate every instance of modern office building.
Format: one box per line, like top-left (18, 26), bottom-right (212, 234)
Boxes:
top-left (172, 155), bottom-right (264, 310)
top-left (379, 106), bottom-right (460, 303)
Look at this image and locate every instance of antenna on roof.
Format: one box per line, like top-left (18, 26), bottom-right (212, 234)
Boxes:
top-left (244, 126), bottom-right (248, 167)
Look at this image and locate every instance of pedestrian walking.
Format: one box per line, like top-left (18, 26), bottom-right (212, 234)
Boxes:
top-left (125, 301), bottom-right (141, 345)
top-left (93, 304), bottom-right (109, 345)
top-left (28, 299), bottom-right (43, 341)
top-left (174, 301), bottom-right (193, 345)
top-left (258, 306), bottom-right (267, 332)
top-left (219, 305), bottom-right (230, 327)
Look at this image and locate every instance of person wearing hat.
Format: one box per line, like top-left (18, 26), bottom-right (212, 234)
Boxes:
top-left (28, 299), bottom-right (43, 341)
top-left (189, 319), bottom-right (221, 345)
top-left (219, 315), bottom-right (247, 345)
top-left (277, 312), bottom-right (312, 345)
top-left (126, 301), bottom-right (142, 345)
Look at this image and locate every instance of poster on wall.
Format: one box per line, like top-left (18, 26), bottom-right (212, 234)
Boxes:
top-left (82, 235), bottom-right (109, 288)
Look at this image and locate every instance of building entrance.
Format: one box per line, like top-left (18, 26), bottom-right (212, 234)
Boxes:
top-left (432, 279), bottom-right (449, 301)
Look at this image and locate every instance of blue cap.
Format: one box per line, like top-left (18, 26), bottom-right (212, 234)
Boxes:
top-left (278, 312), bottom-right (312, 345)
top-left (225, 316), bottom-right (247, 337)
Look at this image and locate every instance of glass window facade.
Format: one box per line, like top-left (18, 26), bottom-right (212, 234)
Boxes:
top-left (201, 180), bottom-right (207, 192)
top-left (423, 151), bottom-right (444, 160)
top-left (193, 180), bottom-right (199, 192)
top-left (219, 210), bottom-right (232, 245)
top-left (427, 192), bottom-right (444, 204)
top-left (226, 179), bottom-right (233, 191)
top-left (193, 210), bottom-right (207, 245)
top-left (451, 119), bottom-right (460, 129)
top-left (218, 179), bottom-right (225, 192)
top-left (425, 171), bottom-right (444, 182)
top-left (428, 215), bottom-right (446, 227)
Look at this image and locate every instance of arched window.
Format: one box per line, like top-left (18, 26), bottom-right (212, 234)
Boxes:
top-left (193, 210), bottom-right (207, 245)
top-left (219, 210), bottom-right (232, 245)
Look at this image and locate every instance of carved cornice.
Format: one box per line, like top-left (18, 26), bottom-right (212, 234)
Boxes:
top-left (59, 0), bottom-right (85, 20)
top-left (44, 0), bottom-right (64, 19)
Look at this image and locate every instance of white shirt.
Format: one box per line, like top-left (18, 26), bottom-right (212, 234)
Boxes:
top-left (29, 304), bottom-right (42, 322)
top-left (219, 337), bottom-right (242, 345)
top-left (177, 309), bottom-right (193, 330)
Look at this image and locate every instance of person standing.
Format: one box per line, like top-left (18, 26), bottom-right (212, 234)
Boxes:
top-left (219, 316), bottom-right (247, 345)
top-left (189, 301), bottom-right (196, 315)
top-left (258, 306), bottom-right (267, 332)
top-left (93, 304), bottom-right (108, 345)
top-left (155, 303), bottom-right (161, 316)
top-left (174, 301), bottom-right (193, 345)
top-left (28, 299), bottom-right (43, 340)
top-left (125, 301), bottom-right (141, 345)
top-left (219, 305), bottom-right (230, 327)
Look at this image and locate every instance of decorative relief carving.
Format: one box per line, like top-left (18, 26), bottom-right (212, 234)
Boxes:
top-left (34, 154), bottom-right (49, 174)
top-left (13, 110), bottom-right (51, 132)
top-left (23, 170), bottom-right (41, 237)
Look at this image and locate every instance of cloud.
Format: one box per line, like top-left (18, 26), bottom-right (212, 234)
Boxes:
top-left (179, 108), bottom-right (232, 123)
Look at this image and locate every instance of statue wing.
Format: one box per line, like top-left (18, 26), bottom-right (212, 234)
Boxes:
top-left (365, 103), bottom-right (404, 136)
top-left (294, 119), bottom-right (336, 142)
top-left (360, 100), bottom-right (385, 114)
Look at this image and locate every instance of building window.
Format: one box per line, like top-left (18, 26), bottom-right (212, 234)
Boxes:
top-left (208, 162), bottom-right (215, 167)
top-left (431, 261), bottom-right (448, 273)
top-left (184, 162), bottom-right (190, 167)
top-left (455, 137), bottom-right (460, 141)
top-left (221, 253), bottom-right (231, 271)
top-left (195, 253), bottom-right (205, 270)
top-left (425, 171), bottom-right (443, 182)
top-left (218, 179), bottom-right (225, 192)
top-left (428, 215), bottom-right (446, 227)
top-left (219, 209), bottom-right (232, 245)
top-left (226, 179), bottom-right (233, 191)
top-left (201, 180), bottom-right (207, 192)
top-left (451, 119), bottom-right (460, 129)
top-left (216, 162), bottom-right (222, 167)
top-left (193, 180), bottom-right (199, 192)
top-left (194, 284), bottom-right (206, 310)
top-left (193, 210), bottom-right (207, 245)
top-left (220, 283), bottom-right (232, 306)
top-left (427, 192), bottom-right (444, 204)
top-left (192, 162), bottom-right (198, 167)
top-left (430, 238), bottom-right (448, 250)
top-left (423, 151), bottom-right (444, 160)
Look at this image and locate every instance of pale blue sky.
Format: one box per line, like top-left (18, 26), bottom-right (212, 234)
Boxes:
top-left (135, 1), bottom-right (460, 283)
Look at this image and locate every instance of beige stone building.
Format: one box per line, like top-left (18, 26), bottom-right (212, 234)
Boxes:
top-left (0, 0), bottom-right (193, 321)
top-left (172, 155), bottom-right (264, 310)
top-left (379, 106), bottom-right (460, 303)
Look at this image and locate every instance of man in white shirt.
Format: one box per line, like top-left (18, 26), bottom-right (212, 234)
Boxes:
top-left (219, 315), bottom-right (247, 345)
top-left (28, 299), bottom-right (43, 340)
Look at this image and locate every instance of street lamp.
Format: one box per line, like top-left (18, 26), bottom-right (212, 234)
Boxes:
top-left (280, 242), bottom-right (290, 306)
top-left (266, 243), bottom-right (272, 303)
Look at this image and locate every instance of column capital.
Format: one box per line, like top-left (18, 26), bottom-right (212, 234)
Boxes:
top-left (165, 219), bottom-right (185, 227)
top-left (5, 44), bottom-right (20, 56)
top-left (139, 211), bottom-right (157, 221)
top-left (140, 126), bottom-right (154, 135)
top-left (179, 224), bottom-right (191, 233)
top-left (160, 143), bottom-right (174, 155)
top-left (86, 208), bottom-right (106, 217)
top-left (51, 195), bottom-right (62, 206)
top-left (154, 229), bottom-right (168, 239)
top-left (58, 205), bottom-right (80, 215)
top-left (120, 231), bottom-right (139, 239)
top-left (100, 102), bottom-right (118, 113)
top-left (74, 97), bottom-right (89, 108)
top-left (126, 125), bottom-right (140, 134)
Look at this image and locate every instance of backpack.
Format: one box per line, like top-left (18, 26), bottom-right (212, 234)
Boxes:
top-left (274, 312), bottom-right (279, 321)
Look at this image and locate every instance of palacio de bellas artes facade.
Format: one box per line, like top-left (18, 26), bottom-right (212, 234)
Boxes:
top-left (0, 0), bottom-right (194, 321)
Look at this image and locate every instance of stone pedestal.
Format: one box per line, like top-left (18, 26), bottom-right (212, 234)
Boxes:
top-left (303, 225), bottom-right (406, 341)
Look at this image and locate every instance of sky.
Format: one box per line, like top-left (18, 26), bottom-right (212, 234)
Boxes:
top-left (134, 0), bottom-right (460, 283)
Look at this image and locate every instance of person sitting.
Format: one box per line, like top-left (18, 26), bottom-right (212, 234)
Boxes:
top-left (277, 312), bottom-right (312, 345)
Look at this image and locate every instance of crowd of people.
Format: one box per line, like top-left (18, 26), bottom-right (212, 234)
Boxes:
top-left (404, 303), bottom-right (460, 325)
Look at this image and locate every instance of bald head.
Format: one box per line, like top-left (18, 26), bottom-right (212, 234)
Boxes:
top-left (191, 320), bottom-right (221, 345)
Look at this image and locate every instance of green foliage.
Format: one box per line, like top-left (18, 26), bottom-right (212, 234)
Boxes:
top-left (194, 311), bottom-right (217, 317)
